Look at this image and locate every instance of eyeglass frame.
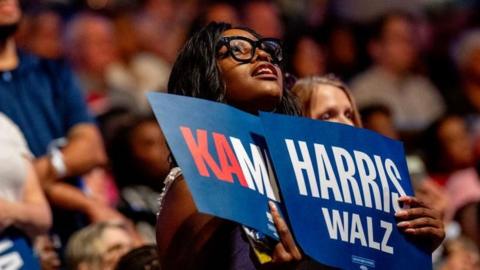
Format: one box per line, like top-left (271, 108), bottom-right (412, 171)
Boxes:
top-left (216, 36), bottom-right (284, 64)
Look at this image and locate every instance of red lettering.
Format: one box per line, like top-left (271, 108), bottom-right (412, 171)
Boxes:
top-left (213, 132), bottom-right (248, 187)
top-left (180, 126), bottom-right (228, 180)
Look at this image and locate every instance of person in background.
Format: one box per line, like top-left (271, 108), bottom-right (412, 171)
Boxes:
top-left (115, 245), bottom-right (161, 270)
top-left (287, 34), bottom-right (327, 78)
top-left (292, 74), bottom-right (361, 126)
top-left (112, 13), bottom-right (171, 108)
top-left (437, 236), bottom-right (479, 270)
top-left (34, 234), bottom-right (61, 270)
top-left (65, 221), bottom-right (135, 270)
top-left (359, 103), bottom-right (399, 140)
top-left (422, 115), bottom-right (476, 187)
top-left (203, 2), bottom-right (240, 26)
top-left (0, 0), bottom-right (125, 256)
top-left (108, 114), bottom-right (171, 242)
top-left (20, 9), bottom-right (64, 59)
top-left (0, 112), bottom-right (52, 266)
top-left (135, 0), bottom-right (190, 65)
top-left (325, 23), bottom-right (360, 82)
top-left (444, 169), bottom-right (480, 248)
top-left (451, 29), bottom-right (480, 161)
top-left (64, 12), bottom-right (138, 116)
top-left (242, 0), bottom-right (284, 39)
top-left (350, 10), bottom-right (445, 133)
top-left (451, 29), bottom-right (480, 116)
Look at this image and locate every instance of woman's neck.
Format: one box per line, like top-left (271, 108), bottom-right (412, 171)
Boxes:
top-left (0, 38), bottom-right (18, 71)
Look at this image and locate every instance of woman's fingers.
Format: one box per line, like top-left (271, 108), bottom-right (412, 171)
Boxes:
top-left (398, 196), bottom-right (429, 208)
top-left (395, 207), bottom-right (439, 220)
top-left (396, 196), bottom-right (445, 252)
top-left (272, 239), bottom-right (291, 262)
top-left (403, 226), bottom-right (445, 237)
top-left (269, 201), bottom-right (302, 261)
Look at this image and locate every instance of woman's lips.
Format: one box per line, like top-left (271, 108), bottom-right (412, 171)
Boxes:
top-left (252, 63), bottom-right (278, 79)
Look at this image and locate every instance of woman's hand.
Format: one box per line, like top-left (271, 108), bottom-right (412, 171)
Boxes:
top-left (86, 200), bottom-right (126, 223)
top-left (268, 201), bottom-right (302, 266)
top-left (395, 196), bottom-right (445, 252)
top-left (415, 180), bottom-right (448, 219)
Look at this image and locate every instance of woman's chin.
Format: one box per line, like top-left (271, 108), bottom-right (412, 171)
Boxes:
top-left (254, 94), bottom-right (283, 113)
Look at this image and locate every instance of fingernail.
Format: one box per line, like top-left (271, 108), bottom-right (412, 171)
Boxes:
top-left (269, 201), bottom-right (277, 212)
top-left (397, 221), bottom-right (409, 227)
top-left (395, 210), bottom-right (407, 217)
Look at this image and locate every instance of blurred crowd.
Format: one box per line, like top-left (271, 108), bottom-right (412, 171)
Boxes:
top-left (2, 0), bottom-right (480, 269)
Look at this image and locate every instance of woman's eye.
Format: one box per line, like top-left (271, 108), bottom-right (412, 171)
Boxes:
top-left (319, 112), bottom-right (332, 121)
top-left (231, 45), bottom-right (242, 52)
top-left (231, 44), bottom-right (249, 55)
top-left (345, 110), bottom-right (353, 120)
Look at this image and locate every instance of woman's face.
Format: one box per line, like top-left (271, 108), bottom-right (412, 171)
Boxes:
top-left (308, 84), bottom-right (354, 126)
top-left (99, 226), bottom-right (133, 270)
top-left (217, 29), bottom-right (283, 113)
top-left (130, 121), bottom-right (171, 180)
top-left (437, 116), bottom-right (474, 169)
top-left (293, 37), bottom-right (326, 77)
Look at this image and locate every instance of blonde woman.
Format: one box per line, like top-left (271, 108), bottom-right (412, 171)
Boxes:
top-left (65, 221), bottom-right (135, 270)
top-left (292, 74), bottom-right (362, 127)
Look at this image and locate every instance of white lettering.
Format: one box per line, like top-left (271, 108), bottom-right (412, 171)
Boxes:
top-left (350, 213), bottom-right (367, 247)
top-left (354, 151), bottom-right (382, 211)
top-left (367, 217), bottom-right (380, 250)
top-left (315, 144), bottom-right (343, 202)
top-left (285, 139), bottom-right (318, 197)
top-left (0, 239), bottom-right (23, 270)
top-left (231, 138), bottom-right (277, 201)
top-left (332, 146), bottom-right (363, 206)
top-left (381, 221), bottom-right (394, 254)
top-left (374, 155), bottom-right (391, 213)
top-left (322, 208), bottom-right (349, 242)
top-left (385, 159), bottom-right (406, 212)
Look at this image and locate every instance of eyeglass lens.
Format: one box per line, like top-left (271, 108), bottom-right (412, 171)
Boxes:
top-left (228, 38), bottom-right (282, 62)
top-left (229, 39), bottom-right (253, 60)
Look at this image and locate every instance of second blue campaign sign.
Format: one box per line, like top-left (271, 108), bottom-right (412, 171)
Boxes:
top-left (259, 112), bottom-right (431, 270)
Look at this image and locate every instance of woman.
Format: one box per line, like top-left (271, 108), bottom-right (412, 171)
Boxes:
top-left (292, 75), bottom-right (361, 127)
top-left (293, 74), bottom-right (444, 251)
top-left (156, 23), bottom-right (443, 269)
top-left (109, 114), bottom-right (171, 241)
top-left (65, 221), bottom-right (134, 270)
top-left (115, 244), bottom-right (161, 270)
top-left (0, 112), bottom-right (52, 264)
top-left (157, 22), bottom-right (301, 270)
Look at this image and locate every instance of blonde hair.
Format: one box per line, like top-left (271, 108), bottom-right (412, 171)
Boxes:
top-left (292, 74), bottom-right (362, 127)
top-left (65, 221), bottom-right (129, 270)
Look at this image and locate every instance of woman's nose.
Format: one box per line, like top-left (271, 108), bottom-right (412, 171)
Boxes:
top-left (253, 48), bottom-right (273, 62)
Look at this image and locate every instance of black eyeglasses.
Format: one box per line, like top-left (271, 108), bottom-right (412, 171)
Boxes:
top-left (217, 36), bottom-right (283, 64)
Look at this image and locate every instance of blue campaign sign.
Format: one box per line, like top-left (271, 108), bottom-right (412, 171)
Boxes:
top-left (148, 92), bottom-right (280, 239)
top-left (259, 112), bottom-right (431, 270)
top-left (0, 232), bottom-right (40, 270)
